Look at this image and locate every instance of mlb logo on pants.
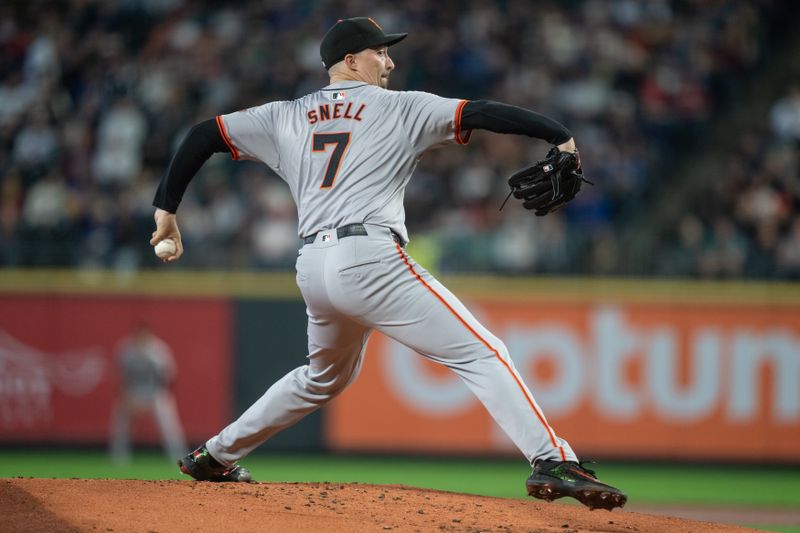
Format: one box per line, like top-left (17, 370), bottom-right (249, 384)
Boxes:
top-left (321, 232), bottom-right (333, 242)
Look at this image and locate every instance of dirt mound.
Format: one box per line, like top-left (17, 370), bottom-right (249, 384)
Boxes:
top-left (1, 478), bottom-right (758, 532)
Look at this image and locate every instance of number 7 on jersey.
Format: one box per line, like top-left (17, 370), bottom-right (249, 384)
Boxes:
top-left (313, 132), bottom-right (351, 188)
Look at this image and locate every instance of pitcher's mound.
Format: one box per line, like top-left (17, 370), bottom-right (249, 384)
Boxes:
top-left (2, 478), bottom-right (755, 532)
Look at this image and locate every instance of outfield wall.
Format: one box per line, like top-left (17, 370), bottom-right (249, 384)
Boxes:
top-left (0, 270), bottom-right (798, 461)
top-left (0, 293), bottom-right (233, 445)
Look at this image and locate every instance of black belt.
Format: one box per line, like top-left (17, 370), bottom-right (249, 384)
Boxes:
top-left (303, 223), bottom-right (404, 246)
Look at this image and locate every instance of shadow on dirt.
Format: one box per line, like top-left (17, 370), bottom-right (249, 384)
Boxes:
top-left (1, 479), bottom-right (79, 533)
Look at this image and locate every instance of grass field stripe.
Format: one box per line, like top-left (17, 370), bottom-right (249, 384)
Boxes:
top-left (394, 243), bottom-right (566, 460)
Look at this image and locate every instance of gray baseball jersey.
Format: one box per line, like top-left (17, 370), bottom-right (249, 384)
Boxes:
top-left (217, 80), bottom-right (470, 243)
top-left (206, 80), bottom-right (576, 468)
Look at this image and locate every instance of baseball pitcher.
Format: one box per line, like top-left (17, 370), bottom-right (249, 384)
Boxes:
top-left (151, 17), bottom-right (625, 510)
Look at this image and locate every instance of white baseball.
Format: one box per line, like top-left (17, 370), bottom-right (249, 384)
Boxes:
top-left (154, 238), bottom-right (177, 259)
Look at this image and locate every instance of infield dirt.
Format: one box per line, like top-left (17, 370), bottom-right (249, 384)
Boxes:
top-left (1, 478), bottom-right (763, 532)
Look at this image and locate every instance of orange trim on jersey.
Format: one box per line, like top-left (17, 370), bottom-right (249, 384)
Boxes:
top-left (215, 115), bottom-right (240, 160)
top-left (393, 243), bottom-right (566, 461)
top-left (454, 99), bottom-right (473, 146)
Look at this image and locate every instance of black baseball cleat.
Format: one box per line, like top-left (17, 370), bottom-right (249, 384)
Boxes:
top-left (178, 446), bottom-right (252, 482)
top-left (526, 460), bottom-right (627, 510)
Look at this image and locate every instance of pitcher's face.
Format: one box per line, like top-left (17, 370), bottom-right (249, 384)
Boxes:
top-left (354, 46), bottom-right (395, 88)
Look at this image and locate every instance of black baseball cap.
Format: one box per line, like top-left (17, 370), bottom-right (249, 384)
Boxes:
top-left (320, 17), bottom-right (407, 70)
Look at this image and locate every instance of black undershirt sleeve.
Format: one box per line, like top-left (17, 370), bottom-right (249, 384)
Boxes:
top-left (460, 100), bottom-right (572, 145)
top-left (152, 119), bottom-right (231, 213)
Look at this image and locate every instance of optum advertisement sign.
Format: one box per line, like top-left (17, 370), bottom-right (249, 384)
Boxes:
top-left (328, 301), bottom-right (800, 461)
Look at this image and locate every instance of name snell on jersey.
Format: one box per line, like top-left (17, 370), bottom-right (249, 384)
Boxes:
top-left (307, 102), bottom-right (366, 124)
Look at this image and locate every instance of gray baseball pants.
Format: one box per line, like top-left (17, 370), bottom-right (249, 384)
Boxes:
top-left (206, 224), bottom-right (576, 466)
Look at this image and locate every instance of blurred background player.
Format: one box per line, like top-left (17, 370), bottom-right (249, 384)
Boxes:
top-left (110, 324), bottom-right (186, 464)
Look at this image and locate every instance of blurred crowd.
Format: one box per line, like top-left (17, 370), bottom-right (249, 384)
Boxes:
top-left (658, 86), bottom-right (800, 279)
top-left (0, 0), bottom-right (792, 276)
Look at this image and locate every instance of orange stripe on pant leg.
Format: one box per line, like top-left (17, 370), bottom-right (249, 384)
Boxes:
top-left (393, 244), bottom-right (566, 461)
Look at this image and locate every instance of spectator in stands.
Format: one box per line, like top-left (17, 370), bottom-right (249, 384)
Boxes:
top-left (92, 96), bottom-right (147, 186)
top-left (698, 217), bottom-right (747, 278)
top-left (777, 219), bottom-right (800, 279)
top-left (770, 86), bottom-right (800, 143)
top-left (0, 1), bottom-right (792, 278)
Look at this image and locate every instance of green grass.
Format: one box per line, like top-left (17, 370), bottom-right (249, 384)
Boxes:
top-left (3, 450), bottom-right (798, 532)
top-left (1, 450), bottom-right (798, 509)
